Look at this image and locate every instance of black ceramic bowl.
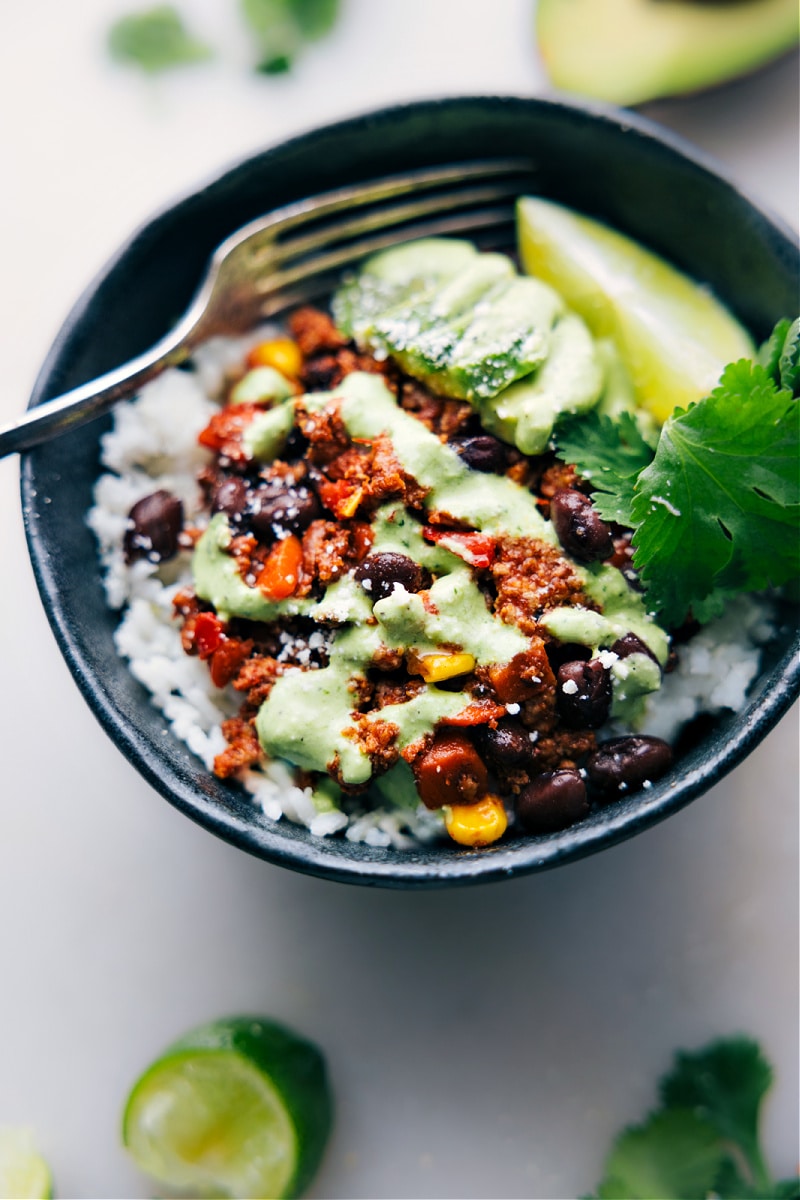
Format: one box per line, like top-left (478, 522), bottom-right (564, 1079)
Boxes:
top-left (22, 96), bottom-right (799, 887)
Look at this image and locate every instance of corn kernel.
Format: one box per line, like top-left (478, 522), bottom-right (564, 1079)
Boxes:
top-left (412, 652), bottom-right (476, 683)
top-left (444, 796), bottom-right (508, 847)
top-left (247, 337), bottom-right (303, 379)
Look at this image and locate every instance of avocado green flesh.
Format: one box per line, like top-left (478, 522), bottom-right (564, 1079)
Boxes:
top-left (333, 238), bottom-right (606, 426)
top-left (478, 312), bottom-right (603, 455)
top-left (195, 371), bottom-right (668, 787)
top-left (332, 237), bottom-right (479, 344)
top-left (536, 0), bottom-right (799, 107)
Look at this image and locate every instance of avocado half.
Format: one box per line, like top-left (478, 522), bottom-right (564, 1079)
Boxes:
top-left (536, 0), bottom-right (799, 107)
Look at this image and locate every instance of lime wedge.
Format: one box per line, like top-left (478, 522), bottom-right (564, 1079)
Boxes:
top-left (0, 1128), bottom-right (52, 1200)
top-left (517, 196), bottom-right (754, 422)
top-left (123, 1017), bottom-right (332, 1199)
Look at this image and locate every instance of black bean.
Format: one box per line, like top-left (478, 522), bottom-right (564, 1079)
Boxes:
top-left (354, 552), bottom-right (424, 602)
top-left (550, 488), bottom-right (614, 563)
top-left (124, 490), bottom-right (183, 564)
top-left (281, 427), bottom-right (309, 461)
top-left (249, 482), bottom-right (320, 539)
top-left (211, 476), bottom-right (249, 520)
top-left (545, 641), bottom-right (592, 673)
top-left (450, 434), bottom-right (508, 473)
top-left (586, 736), bottom-right (674, 801)
top-left (611, 632), bottom-right (661, 667)
top-left (516, 770), bottom-right (589, 834)
top-left (474, 720), bottom-right (535, 768)
top-left (556, 659), bottom-right (612, 729)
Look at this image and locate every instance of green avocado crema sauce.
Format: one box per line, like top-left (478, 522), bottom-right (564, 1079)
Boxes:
top-left (194, 371), bottom-right (669, 783)
top-left (302, 372), bottom-right (556, 539)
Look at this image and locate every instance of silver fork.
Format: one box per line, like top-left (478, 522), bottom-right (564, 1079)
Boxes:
top-left (0, 159), bottom-right (533, 459)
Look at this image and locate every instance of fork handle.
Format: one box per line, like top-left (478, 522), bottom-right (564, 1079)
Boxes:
top-left (0, 331), bottom-right (191, 459)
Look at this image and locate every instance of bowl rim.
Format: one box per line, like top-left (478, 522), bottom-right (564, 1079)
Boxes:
top-left (20, 93), bottom-right (800, 888)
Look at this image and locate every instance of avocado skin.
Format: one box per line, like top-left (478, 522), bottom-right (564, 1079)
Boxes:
top-left (536, 0), bottom-right (799, 107)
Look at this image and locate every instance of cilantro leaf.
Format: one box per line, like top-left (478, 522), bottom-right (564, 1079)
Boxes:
top-left (242, 0), bottom-right (340, 72)
top-left (588, 1035), bottom-right (793, 1200)
top-left (288, 0), bottom-right (341, 40)
top-left (778, 317), bottom-right (800, 397)
top-left (758, 317), bottom-right (792, 384)
top-left (591, 1108), bottom-right (724, 1199)
top-left (660, 1036), bottom-right (773, 1193)
top-left (630, 360), bottom-right (800, 626)
top-left (108, 5), bottom-right (212, 73)
top-left (760, 317), bottom-right (800, 398)
top-left (554, 410), bottom-right (655, 527)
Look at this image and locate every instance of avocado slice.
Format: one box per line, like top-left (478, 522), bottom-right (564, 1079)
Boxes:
top-left (332, 237), bottom-right (478, 342)
top-left (536, 0), bottom-right (799, 107)
top-left (334, 240), bottom-right (572, 403)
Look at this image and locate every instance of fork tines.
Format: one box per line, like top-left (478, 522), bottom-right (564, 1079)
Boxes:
top-left (228, 159), bottom-right (537, 315)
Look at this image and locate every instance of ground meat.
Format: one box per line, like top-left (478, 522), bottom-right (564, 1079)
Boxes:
top-left (369, 646), bottom-right (406, 674)
top-left (259, 459), bottom-right (308, 487)
top-left (300, 519), bottom-right (370, 588)
top-left (538, 459), bottom-right (580, 503)
top-left (288, 306), bottom-right (350, 357)
top-left (340, 715), bottom-right (401, 782)
top-left (371, 673), bottom-right (426, 708)
top-left (365, 434), bottom-right (428, 510)
top-left (214, 717), bottom-right (262, 778)
top-left (398, 378), bottom-right (473, 437)
top-left (317, 432), bottom-right (427, 512)
top-left (230, 655), bottom-right (282, 708)
top-left (227, 533), bottom-right (261, 582)
top-left (492, 537), bottom-right (593, 635)
top-left (301, 347), bottom-right (389, 393)
top-left (295, 401), bottom-right (351, 465)
top-left (504, 457), bottom-right (533, 489)
top-left (529, 729), bottom-right (597, 774)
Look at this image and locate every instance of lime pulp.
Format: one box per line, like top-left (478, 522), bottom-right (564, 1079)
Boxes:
top-left (122, 1017), bottom-right (332, 1200)
top-left (516, 195), bottom-right (754, 423)
top-left (0, 1128), bottom-right (52, 1200)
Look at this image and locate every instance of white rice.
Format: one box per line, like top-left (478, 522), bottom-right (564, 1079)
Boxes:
top-left (88, 338), bottom-right (773, 846)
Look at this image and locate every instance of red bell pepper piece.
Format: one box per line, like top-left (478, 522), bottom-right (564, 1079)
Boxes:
top-left (422, 526), bottom-right (496, 569)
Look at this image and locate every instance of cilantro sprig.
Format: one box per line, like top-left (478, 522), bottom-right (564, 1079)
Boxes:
top-left (556, 409), bottom-right (656, 529)
top-left (108, 6), bottom-right (212, 73)
top-left (242, 0), bottom-right (341, 74)
top-left (555, 318), bottom-right (800, 628)
top-left (588, 1036), bottom-right (799, 1200)
top-left (109, 0), bottom-right (341, 77)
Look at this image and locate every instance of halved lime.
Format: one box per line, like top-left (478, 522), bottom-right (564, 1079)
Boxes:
top-left (122, 1017), bottom-right (332, 1199)
top-left (0, 1128), bottom-right (52, 1200)
top-left (517, 196), bottom-right (754, 422)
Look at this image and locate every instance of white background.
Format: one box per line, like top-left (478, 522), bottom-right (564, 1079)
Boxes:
top-left (0, 2), bottom-right (797, 1197)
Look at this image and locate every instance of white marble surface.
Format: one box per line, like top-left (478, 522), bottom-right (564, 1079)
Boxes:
top-left (0, 3), bottom-right (797, 1196)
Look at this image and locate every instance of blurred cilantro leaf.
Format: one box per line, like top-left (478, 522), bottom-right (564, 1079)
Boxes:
top-left (241, 0), bottom-right (340, 73)
top-left (587, 1035), bottom-right (799, 1200)
top-left (108, 5), bottom-right (212, 73)
top-left (595, 1109), bottom-right (724, 1199)
top-left (660, 1037), bottom-right (773, 1194)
